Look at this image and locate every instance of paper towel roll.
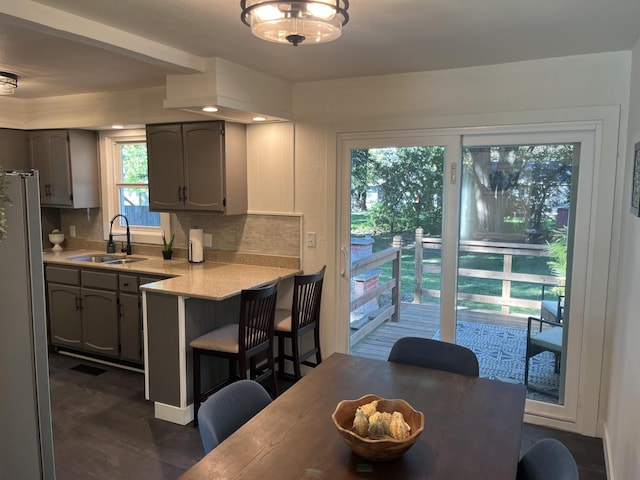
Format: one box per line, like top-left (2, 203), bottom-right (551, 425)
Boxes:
top-left (188, 228), bottom-right (204, 263)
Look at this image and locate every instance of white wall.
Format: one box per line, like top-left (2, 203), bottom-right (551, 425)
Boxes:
top-left (605, 38), bottom-right (640, 480)
top-left (293, 51), bottom-right (630, 439)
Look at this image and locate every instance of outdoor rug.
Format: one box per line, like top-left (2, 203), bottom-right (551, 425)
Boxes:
top-left (433, 320), bottom-right (560, 402)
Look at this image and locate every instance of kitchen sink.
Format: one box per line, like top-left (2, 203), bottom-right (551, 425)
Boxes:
top-left (70, 254), bottom-right (145, 264)
top-left (105, 258), bottom-right (145, 264)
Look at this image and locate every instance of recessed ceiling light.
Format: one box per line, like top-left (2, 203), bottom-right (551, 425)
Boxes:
top-left (253, 116), bottom-right (266, 122)
top-left (111, 124), bottom-right (124, 129)
top-left (202, 106), bottom-right (218, 113)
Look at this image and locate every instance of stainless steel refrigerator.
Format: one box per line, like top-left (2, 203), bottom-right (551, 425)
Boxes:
top-left (0, 171), bottom-right (56, 479)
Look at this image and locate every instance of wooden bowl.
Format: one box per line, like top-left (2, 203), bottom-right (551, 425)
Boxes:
top-left (331, 394), bottom-right (424, 462)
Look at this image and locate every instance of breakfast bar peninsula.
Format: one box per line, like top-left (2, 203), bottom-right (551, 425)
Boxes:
top-left (140, 261), bottom-right (299, 425)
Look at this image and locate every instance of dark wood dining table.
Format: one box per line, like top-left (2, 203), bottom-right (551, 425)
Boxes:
top-left (180, 352), bottom-right (527, 480)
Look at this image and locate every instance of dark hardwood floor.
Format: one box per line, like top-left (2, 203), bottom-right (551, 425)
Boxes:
top-left (48, 352), bottom-right (607, 479)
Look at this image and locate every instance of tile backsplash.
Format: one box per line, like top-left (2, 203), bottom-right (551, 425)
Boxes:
top-left (57, 208), bottom-right (301, 267)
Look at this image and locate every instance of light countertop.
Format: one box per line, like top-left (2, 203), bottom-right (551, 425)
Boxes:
top-left (42, 249), bottom-right (301, 301)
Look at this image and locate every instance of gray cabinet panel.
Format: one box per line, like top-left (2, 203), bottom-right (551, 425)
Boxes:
top-left (45, 265), bottom-right (79, 285)
top-left (146, 292), bottom-right (181, 406)
top-left (48, 283), bottom-right (82, 348)
top-left (147, 121), bottom-right (246, 214)
top-left (29, 130), bottom-right (99, 208)
top-left (81, 270), bottom-right (118, 290)
top-left (119, 274), bottom-right (138, 293)
top-left (147, 124), bottom-right (184, 210)
top-left (81, 288), bottom-right (118, 356)
top-left (119, 293), bottom-right (141, 363)
top-left (182, 122), bottom-right (223, 211)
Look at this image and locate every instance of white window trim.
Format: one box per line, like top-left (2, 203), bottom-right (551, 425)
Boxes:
top-left (99, 129), bottom-right (170, 246)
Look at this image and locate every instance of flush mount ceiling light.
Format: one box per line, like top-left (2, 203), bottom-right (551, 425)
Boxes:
top-left (0, 71), bottom-right (18, 96)
top-left (240, 0), bottom-right (349, 47)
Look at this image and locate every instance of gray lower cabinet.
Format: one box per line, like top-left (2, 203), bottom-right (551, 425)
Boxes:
top-left (45, 264), bottom-right (171, 365)
top-left (47, 283), bottom-right (82, 349)
top-left (82, 288), bottom-right (118, 357)
top-left (119, 293), bottom-right (141, 362)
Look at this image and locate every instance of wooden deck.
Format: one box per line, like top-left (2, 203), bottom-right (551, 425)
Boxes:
top-left (350, 302), bottom-right (531, 360)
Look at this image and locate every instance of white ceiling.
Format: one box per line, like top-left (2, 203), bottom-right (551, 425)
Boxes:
top-left (1, 0), bottom-right (640, 99)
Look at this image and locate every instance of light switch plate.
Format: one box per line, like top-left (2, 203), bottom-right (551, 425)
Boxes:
top-left (307, 232), bottom-right (316, 248)
top-left (203, 233), bottom-right (213, 248)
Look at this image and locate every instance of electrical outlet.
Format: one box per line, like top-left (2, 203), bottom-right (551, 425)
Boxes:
top-left (307, 232), bottom-right (316, 248)
top-left (69, 225), bottom-right (76, 238)
top-left (203, 233), bottom-right (213, 248)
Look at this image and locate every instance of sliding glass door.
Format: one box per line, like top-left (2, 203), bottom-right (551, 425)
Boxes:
top-left (339, 125), bottom-right (596, 423)
top-left (453, 140), bottom-right (577, 405)
top-left (339, 133), bottom-right (459, 360)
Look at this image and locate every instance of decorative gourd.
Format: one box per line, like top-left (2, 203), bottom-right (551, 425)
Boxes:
top-left (352, 407), bottom-right (369, 437)
top-left (389, 411), bottom-right (411, 440)
top-left (368, 411), bottom-right (390, 439)
top-left (359, 399), bottom-right (379, 419)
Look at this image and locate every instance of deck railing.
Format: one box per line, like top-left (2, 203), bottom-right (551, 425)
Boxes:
top-left (414, 228), bottom-right (562, 315)
top-left (349, 237), bottom-right (402, 344)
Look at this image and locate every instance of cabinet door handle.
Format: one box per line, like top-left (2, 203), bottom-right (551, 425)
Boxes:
top-left (177, 186), bottom-right (183, 201)
top-left (182, 186), bottom-right (187, 201)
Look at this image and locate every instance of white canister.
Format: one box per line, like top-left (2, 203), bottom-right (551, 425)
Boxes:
top-left (188, 228), bottom-right (204, 263)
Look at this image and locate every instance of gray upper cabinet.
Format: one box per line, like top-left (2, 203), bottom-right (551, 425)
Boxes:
top-left (29, 129), bottom-right (100, 208)
top-left (147, 121), bottom-right (247, 214)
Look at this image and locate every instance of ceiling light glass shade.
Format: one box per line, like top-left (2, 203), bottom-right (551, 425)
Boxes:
top-left (0, 72), bottom-right (18, 96)
top-left (241, 0), bottom-right (349, 46)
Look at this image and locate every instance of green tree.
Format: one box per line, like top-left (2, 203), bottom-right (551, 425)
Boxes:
top-left (462, 144), bottom-right (572, 241)
top-left (121, 144), bottom-right (148, 183)
top-left (463, 146), bottom-right (523, 237)
top-left (368, 146), bottom-right (444, 234)
top-left (351, 149), bottom-right (373, 211)
top-left (518, 145), bottom-right (572, 233)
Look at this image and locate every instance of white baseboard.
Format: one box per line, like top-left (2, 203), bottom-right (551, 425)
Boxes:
top-left (602, 422), bottom-right (614, 480)
top-left (154, 402), bottom-right (193, 426)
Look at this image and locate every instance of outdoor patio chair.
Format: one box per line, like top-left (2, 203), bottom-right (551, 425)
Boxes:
top-left (387, 337), bottom-right (479, 377)
top-left (197, 380), bottom-right (272, 454)
top-left (517, 438), bottom-right (578, 480)
top-left (540, 284), bottom-right (565, 323)
top-left (525, 316), bottom-right (563, 394)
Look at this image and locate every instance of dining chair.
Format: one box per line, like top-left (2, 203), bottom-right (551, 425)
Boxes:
top-left (274, 266), bottom-right (325, 381)
top-left (197, 379), bottom-right (273, 454)
top-left (525, 316), bottom-right (562, 394)
top-left (190, 281), bottom-right (279, 425)
top-left (387, 337), bottom-right (480, 377)
top-left (517, 438), bottom-right (578, 480)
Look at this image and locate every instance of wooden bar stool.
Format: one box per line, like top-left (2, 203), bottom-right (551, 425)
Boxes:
top-left (191, 281), bottom-right (279, 425)
top-left (275, 266), bottom-right (325, 381)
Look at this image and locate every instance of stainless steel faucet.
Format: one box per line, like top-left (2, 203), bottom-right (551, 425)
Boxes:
top-left (107, 214), bottom-right (131, 255)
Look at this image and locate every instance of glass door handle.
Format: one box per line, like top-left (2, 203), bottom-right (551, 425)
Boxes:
top-left (340, 245), bottom-right (349, 277)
